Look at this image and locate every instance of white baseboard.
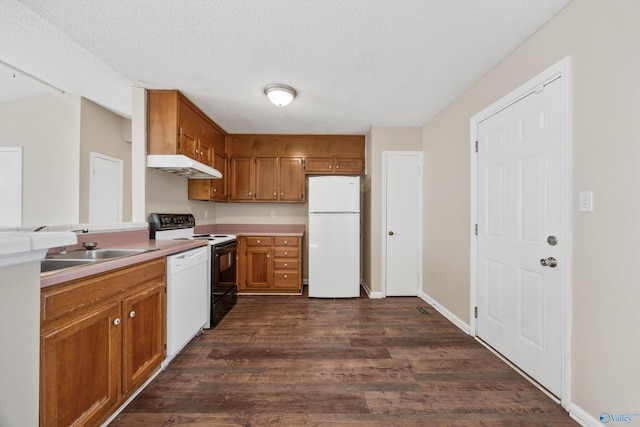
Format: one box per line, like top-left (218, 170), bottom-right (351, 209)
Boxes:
top-left (418, 290), bottom-right (471, 334)
top-left (568, 402), bottom-right (605, 426)
top-left (418, 292), bottom-right (599, 426)
top-left (361, 279), bottom-right (384, 298)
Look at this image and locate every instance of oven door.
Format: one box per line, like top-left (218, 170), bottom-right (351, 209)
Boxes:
top-left (212, 241), bottom-right (237, 296)
top-left (210, 241), bottom-right (238, 327)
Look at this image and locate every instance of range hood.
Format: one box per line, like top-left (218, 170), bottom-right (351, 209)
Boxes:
top-left (147, 155), bottom-right (222, 179)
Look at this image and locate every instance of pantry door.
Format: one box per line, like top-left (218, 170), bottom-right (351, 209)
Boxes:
top-left (476, 76), bottom-right (566, 397)
top-left (383, 151), bottom-right (423, 296)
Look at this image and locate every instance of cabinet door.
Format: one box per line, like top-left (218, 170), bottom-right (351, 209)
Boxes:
top-left (40, 301), bottom-right (121, 427)
top-left (122, 281), bottom-right (166, 396)
top-left (254, 157), bottom-right (278, 201)
top-left (197, 137), bottom-right (213, 166)
top-left (279, 157), bottom-right (304, 201)
top-left (246, 247), bottom-right (272, 289)
top-left (178, 126), bottom-right (198, 159)
top-left (305, 157), bottom-right (334, 174)
top-left (230, 157), bottom-right (254, 201)
top-left (177, 98), bottom-right (200, 159)
top-left (211, 151), bottom-right (227, 201)
top-left (334, 158), bottom-right (364, 174)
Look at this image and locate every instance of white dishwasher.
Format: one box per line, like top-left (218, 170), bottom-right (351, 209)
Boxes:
top-left (166, 246), bottom-right (208, 359)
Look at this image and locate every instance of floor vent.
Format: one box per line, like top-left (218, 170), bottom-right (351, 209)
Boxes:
top-left (416, 306), bottom-right (430, 315)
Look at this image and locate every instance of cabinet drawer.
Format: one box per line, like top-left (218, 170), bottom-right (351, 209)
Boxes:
top-left (273, 260), bottom-right (299, 270)
top-left (246, 237), bottom-right (273, 247)
top-left (273, 237), bottom-right (298, 247)
top-left (273, 271), bottom-right (300, 288)
top-left (41, 258), bottom-right (166, 323)
top-left (274, 248), bottom-right (299, 259)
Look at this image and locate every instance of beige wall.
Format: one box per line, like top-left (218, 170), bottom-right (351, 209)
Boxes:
top-left (0, 93), bottom-right (81, 225)
top-left (79, 98), bottom-right (132, 223)
top-left (363, 126), bottom-right (422, 294)
top-left (0, 93), bottom-right (135, 227)
top-left (422, 0), bottom-right (640, 420)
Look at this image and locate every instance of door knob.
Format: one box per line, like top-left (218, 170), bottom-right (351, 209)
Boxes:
top-left (388, 231), bottom-right (394, 236)
top-left (540, 257), bottom-right (558, 268)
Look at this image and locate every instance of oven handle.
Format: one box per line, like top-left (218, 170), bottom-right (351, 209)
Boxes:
top-left (213, 240), bottom-right (238, 250)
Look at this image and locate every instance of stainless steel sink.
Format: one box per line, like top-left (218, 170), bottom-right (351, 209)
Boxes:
top-left (42, 248), bottom-right (151, 273)
top-left (46, 248), bottom-right (150, 261)
top-left (41, 259), bottom-right (97, 273)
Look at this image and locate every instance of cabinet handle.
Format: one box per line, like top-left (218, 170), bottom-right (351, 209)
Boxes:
top-left (129, 310), bottom-right (136, 318)
top-left (273, 192), bottom-right (277, 196)
top-left (284, 240), bottom-right (288, 244)
top-left (336, 165), bottom-right (340, 169)
top-left (248, 192), bottom-right (252, 196)
top-left (267, 254), bottom-right (270, 258)
top-left (213, 188), bottom-right (217, 192)
top-left (113, 318), bottom-right (121, 326)
top-left (257, 240), bottom-right (261, 244)
top-left (280, 192), bottom-right (284, 196)
top-left (284, 252), bottom-right (288, 256)
top-left (284, 263), bottom-right (288, 267)
top-left (284, 274), bottom-right (288, 279)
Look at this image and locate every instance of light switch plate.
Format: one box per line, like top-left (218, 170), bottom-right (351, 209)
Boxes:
top-left (578, 191), bottom-right (593, 212)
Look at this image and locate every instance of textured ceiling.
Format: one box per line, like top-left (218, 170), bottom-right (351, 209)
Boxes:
top-left (2, 0), bottom-right (571, 134)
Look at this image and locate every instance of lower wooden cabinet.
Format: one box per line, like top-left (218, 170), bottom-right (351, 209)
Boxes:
top-left (40, 258), bottom-right (166, 427)
top-left (238, 235), bottom-right (302, 293)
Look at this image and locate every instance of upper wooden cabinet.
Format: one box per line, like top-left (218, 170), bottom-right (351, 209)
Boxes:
top-left (228, 134), bottom-right (364, 202)
top-left (148, 90), bottom-right (226, 167)
top-left (304, 157), bottom-right (364, 175)
top-left (148, 90), bottom-right (229, 202)
top-left (230, 156), bottom-right (305, 203)
top-left (149, 92), bottom-right (364, 203)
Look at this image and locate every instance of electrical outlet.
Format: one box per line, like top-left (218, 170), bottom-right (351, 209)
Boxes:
top-left (270, 211), bottom-right (277, 218)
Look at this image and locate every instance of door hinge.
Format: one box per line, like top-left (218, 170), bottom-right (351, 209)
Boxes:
top-left (474, 306), bottom-right (478, 318)
top-left (475, 224), bottom-right (478, 235)
top-left (475, 140), bottom-right (478, 153)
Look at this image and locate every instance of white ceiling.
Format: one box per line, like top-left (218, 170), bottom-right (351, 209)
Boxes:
top-left (2, 0), bottom-right (571, 135)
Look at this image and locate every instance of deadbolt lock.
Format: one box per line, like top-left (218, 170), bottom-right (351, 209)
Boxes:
top-left (547, 235), bottom-right (558, 246)
top-left (388, 231), bottom-right (394, 236)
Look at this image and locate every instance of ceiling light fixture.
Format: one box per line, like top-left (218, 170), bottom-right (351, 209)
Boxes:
top-left (264, 84), bottom-right (297, 107)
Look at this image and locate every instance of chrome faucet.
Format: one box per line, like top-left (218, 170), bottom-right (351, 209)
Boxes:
top-left (59, 246), bottom-right (68, 254)
top-left (71, 228), bottom-right (89, 234)
top-left (33, 225), bottom-right (47, 232)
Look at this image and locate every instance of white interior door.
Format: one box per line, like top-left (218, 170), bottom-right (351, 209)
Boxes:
top-left (384, 152), bottom-right (422, 296)
top-left (0, 147), bottom-right (22, 226)
top-left (476, 78), bottom-right (564, 396)
top-left (90, 152), bottom-right (123, 224)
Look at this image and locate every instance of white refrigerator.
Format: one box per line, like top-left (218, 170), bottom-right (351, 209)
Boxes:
top-left (308, 176), bottom-right (360, 298)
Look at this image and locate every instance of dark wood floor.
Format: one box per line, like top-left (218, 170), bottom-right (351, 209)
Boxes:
top-left (110, 289), bottom-right (578, 426)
